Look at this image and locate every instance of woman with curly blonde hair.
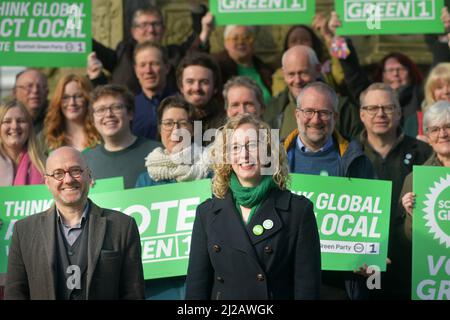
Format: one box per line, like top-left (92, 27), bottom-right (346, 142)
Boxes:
top-left (42, 74), bottom-right (100, 153)
top-left (186, 114), bottom-right (321, 300)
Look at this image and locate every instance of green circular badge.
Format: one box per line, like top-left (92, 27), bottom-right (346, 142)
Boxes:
top-left (253, 225), bottom-right (264, 236)
top-left (263, 219), bottom-right (273, 230)
top-left (424, 174), bottom-right (450, 247)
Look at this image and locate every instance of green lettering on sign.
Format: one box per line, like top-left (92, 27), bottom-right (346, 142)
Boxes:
top-left (290, 173), bottom-right (391, 271)
top-left (336, 0), bottom-right (444, 35)
top-left (0, 0), bottom-right (91, 67)
top-left (210, 0), bottom-right (315, 25)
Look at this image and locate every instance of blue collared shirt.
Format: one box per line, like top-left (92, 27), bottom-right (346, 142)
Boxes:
top-left (296, 135), bottom-right (334, 153)
top-left (57, 202), bottom-right (89, 246)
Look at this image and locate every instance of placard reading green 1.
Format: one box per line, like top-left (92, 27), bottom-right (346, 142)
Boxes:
top-left (336, 0), bottom-right (444, 35)
top-left (91, 179), bottom-right (212, 280)
top-left (290, 173), bottom-right (392, 271)
top-left (412, 166), bottom-right (450, 300)
top-left (0, 0), bottom-right (91, 67)
top-left (210, 0), bottom-right (315, 25)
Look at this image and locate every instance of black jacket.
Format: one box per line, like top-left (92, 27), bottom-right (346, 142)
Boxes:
top-left (186, 188), bottom-right (321, 300)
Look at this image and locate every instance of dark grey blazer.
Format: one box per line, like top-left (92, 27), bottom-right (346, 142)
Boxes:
top-left (5, 199), bottom-right (144, 300)
top-left (186, 188), bottom-right (321, 300)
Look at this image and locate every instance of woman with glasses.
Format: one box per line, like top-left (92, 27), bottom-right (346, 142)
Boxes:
top-left (41, 74), bottom-right (100, 154)
top-left (214, 25), bottom-right (273, 104)
top-left (404, 63), bottom-right (450, 142)
top-left (0, 100), bottom-right (45, 186)
top-left (186, 114), bottom-right (321, 300)
top-left (400, 101), bottom-right (450, 241)
top-left (135, 95), bottom-right (210, 300)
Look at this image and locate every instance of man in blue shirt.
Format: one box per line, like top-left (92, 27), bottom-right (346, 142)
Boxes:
top-left (284, 82), bottom-right (375, 300)
top-left (132, 42), bottom-right (176, 140)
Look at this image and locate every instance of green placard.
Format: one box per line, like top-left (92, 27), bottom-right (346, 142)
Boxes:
top-left (336, 0), bottom-right (444, 35)
top-left (0, 177), bottom-right (124, 273)
top-left (91, 179), bottom-right (212, 280)
top-left (290, 173), bottom-right (392, 271)
top-left (412, 166), bottom-right (450, 300)
top-left (0, 0), bottom-right (91, 67)
top-left (209, 0), bottom-right (315, 25)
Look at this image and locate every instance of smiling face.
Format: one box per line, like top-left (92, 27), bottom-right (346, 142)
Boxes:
top-left (180, 65), bottom-right (215, 109)
top-left (283, 47), bottom-right (319, 98)
top-left (134, 47), bottom-right (168, 96)
top-left (433, 79), bottom-right (450, 102)
top-left (13, 70), bottom-right (48, 120)
top-left (131, 12), bottom-right (165, 44)
top-left (92, 95), bottom-right (132, 140)
top-left (226, 86), bottom-right (262, 118)
top-left (295, 88), bottom-right (337, 151)
top-left (360, 89), bottom-right (401, 137)
top-left (224, 26), bottom-right (254, 64)
top-left (160, 107), bottom-right (193, 154)
top-left (61, 81), bottom-right (87, 123)
top-left (230, 123), bottom-right (262, 187)
top-left (45, 147), bottom-right (91, 209)
top-left (0, 106), bottom-right (30, 155)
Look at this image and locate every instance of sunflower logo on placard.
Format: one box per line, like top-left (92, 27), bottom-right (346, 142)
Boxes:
top-left (423, 174), bottom-right (450, 248)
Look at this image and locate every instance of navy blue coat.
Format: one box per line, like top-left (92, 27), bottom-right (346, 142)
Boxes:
top-left (186, 188), bottom-right (321, 300)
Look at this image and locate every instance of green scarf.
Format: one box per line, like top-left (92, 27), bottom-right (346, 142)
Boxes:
top-left (230, 173), bottom-right (277, 224)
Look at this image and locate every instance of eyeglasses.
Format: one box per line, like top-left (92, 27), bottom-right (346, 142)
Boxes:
top-left (160, 119), bottom-right (192, 131)
top-left (426, 124), bottom-right (450, 138)
top-left (226, 35), bottom-right (254, 44)
top-left (92, 104), bottom-right (125, 117)
top-left (384, 67), bottom-right (408, 74)
top-left (361, 104), bottom-right (397, 116)
top-left (133, 21), bottom-right (162, 29)
top-left (45, 167), bottom-right (85, 181)
top-left (230, 142), bottom-right (259, 155)
top-left (298, 108), bottom-right (334, 120)
top-left (62, 94), bottom-right (85, 104)
top-left (15, 83), bottom-right (47, 93)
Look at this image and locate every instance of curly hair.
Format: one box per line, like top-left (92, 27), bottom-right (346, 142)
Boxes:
top-left (210, 114), bottom-right (289, 199)
top-left (0, 100), bottom-right (46, 174)
top-left (44, 74), bottom-right (100, 151)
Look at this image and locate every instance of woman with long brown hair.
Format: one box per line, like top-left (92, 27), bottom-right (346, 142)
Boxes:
top-left (42, 74), bottom-right (100, 153)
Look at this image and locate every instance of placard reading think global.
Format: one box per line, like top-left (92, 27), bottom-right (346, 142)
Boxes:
top-left (336, 0), bottom-right (444, 35)
top-left (290, 174), bottom-right (392, 271)
top-left (210, 0), bottom-right (315, 25)
top-left (0, 0), bottom-right (91, 67)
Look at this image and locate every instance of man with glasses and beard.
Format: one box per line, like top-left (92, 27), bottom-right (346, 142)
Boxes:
top-left (284, 81), bottom-right (375, 300)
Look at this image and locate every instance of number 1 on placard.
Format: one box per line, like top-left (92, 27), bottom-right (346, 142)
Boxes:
top-left (418, 0), bottom-right (430, 17)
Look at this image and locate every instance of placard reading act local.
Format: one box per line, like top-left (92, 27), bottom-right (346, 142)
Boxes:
top-left (0, 0), bottom-right (91, 67)
top-left (336, 0), bottom-right (444, 35)
top-left (290, 174), bottom-right (392, 271)
top-left (210, 0), bottom-right (315, 25)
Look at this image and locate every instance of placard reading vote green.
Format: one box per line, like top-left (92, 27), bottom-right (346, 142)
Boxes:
top-left (91, 179), bottom-right (212, 280)
top-left (412, 166), bottom-right (450, 300)
top-left (336, 0), bottom-right (444, 35)
top-left (290, 174), bottom-right (392, 271)
top-left (0, 0), bottom-right (91, 67)
top-left (209, 0), bottom-right (315, 25)
top-left (0, 177), bottom-right (124, 274)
